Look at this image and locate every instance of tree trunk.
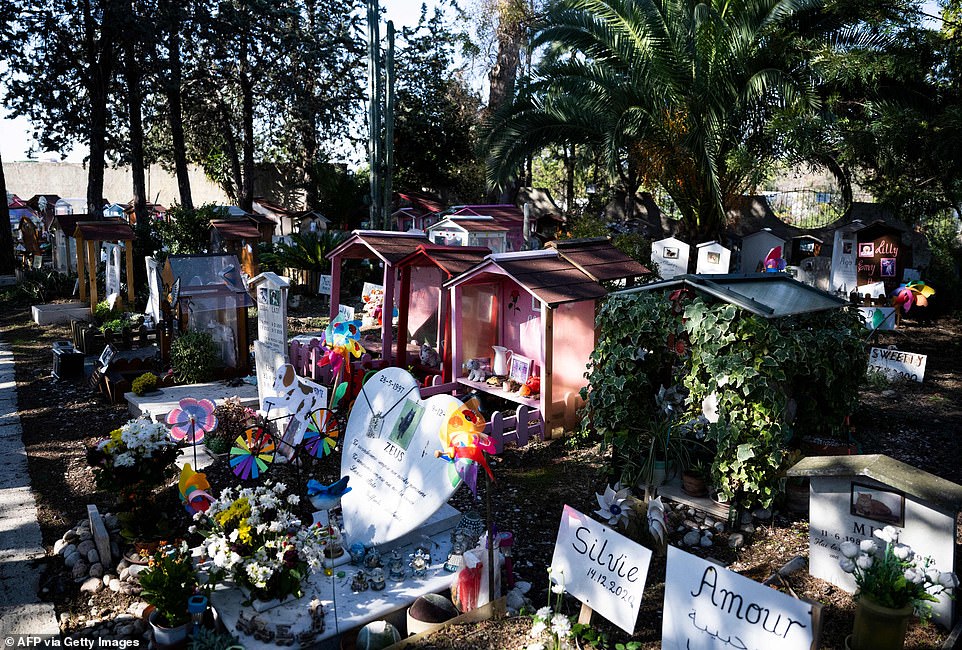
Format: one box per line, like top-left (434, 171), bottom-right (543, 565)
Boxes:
top-left (565, 143), bottom-right (575, 214)
top-left (123, 26), bottom-right (148, 227)
top-left (0, 153), bottom-right (15, 274)
top-left (238, 32), bottom-right (255, 213)
top-left (218, 102), bottom-right (243, 205)
top-left (84, 0), bottom-right (121, 218)
top-left (486, 0), bottom-right (526, 117)
top-left (164, 0), bottom-right (193, 210)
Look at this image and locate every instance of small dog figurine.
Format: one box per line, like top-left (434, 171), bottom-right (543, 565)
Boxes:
top-left (464, 358), bottom-right (489, 382)
top-left (420, 342), bottom-right (441, 368)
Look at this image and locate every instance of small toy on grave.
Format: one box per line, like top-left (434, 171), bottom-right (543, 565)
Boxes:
top-left (369, 567), bottom-right (386, 590)
top-left (178, 464), bottom-right (214, 514)
top-left (435, 404), bottom-right (496, 497)
top-left (410, 549), bottom-right (430, 578)
top-left (388, 549), bottom-right (406, 581)
top-left (306, 476), bottom-right (352, 511)
top-left (519, 375), bottom-right (540, 398)
top-left (420, 342), bottom-right (441, 368)
top-left (503, 378), bottom-right (521, 393)
top-left (349, 542), bottom-right (366, 565)
top-left (274, 624), bottom-right (295, 646)
top-left (464, 358), bottom-right (489, 382)
top-left (166, 397), bottom-right (218, 444)
top-left (351, 570), bottom-right (369, 592)
top-left (364, 546), bottom-right (382, 569)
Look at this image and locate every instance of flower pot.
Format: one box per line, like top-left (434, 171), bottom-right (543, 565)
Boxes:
top-left (849, 596), bottom-right (913, 650)
top-left (148, 609), bottom-right (189, 648)
top-left (681, 470), bottom-right (708, 497)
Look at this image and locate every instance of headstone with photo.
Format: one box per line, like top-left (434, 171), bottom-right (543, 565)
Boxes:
top-left (549, 505), bottom-right (652, 634)
top-left (104, 243), bottom-right (122, 298)
top-left (663, 545), bottom-right (816, 649)
top-left (249, 272), bottom-right (290, 356)
top-left (694, 241), bottom-right (731, 275)
top-left (830, 224), bottom-right (860, 294)
top-left (651, 237), bottom-right (691, 279)
top-left (340, 367), bottom-right (464, 546)
top-left (788, 454), bottom-right (962, 626)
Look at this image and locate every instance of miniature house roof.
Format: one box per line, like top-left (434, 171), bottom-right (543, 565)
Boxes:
top-left (742, 228), bottom-right (785, 243)
top-left (787, 454), bottom-right (962, 518)
top-left (792, 234), bottom-right (824, 243)
top-left (327, 230), bottom-right (432, 265)
top-left (616, 273), bottom-right (847, 318)
top-left (696, 240), bottom-right (726, 249)
top-left (210, 219), bottom-right (262, 240)
top-left (428, 217), bottom-right (510, 232)
top-left (395, 245), bottom-right (491, 278)
top-left (164, 254), bottom-right (253, 310)
top-left (74, 219), bottom-right (136, 241)
top-left (445, 249), bottom-right (610, 307)
top-left (546, 237), bottom-right (651, 282)
top-left (50, 213), bottom-right (83, 235)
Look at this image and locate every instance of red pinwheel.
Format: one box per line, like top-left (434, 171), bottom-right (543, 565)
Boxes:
top-left (892, 281), bottom-right (935, 314)
top-left (764, 246), bottom-right (787, 272)
top-left (166, 398), bottom-right (218, 443)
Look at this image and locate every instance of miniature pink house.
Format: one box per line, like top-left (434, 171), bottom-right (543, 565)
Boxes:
top-left (444, 238), bottom-right (650, 435)
top-left (394, 245), bottom-right (490, 380)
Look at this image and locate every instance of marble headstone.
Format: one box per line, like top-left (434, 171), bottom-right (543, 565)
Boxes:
top-left (250, 272), bottom-right (290, 356)
top-left (651, 237), bottom-right (691, 279)
top-left (341, 367), bottom-right (464, 546)
top-left (694, 241), bottom-right (731, 275)
top-left (788, 454), bottom-right (961, 626)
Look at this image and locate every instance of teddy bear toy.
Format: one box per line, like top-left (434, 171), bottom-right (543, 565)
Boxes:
top-left (464, 358), bottom-right (489, 382)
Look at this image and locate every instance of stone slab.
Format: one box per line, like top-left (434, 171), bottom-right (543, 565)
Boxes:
top-left (788, 454), bottom-right (962, 518)
top-left (88, 504), bottom-right (112, 567)
top-left (126, 381), bottom-right (259, 419)
top-left (0, 420), bottom-right (22, 439)
top-left (210, 507), bottom-right (460, 649)
top-left (31, 302), bottom-right (92, 326)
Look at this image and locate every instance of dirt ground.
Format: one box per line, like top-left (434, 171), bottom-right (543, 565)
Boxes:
top-left (1, 304), bottom-right (960, 649)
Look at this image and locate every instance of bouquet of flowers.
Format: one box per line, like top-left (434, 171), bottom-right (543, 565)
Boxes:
top-left (526, 569), bottom-right (573, 650)
top-left (90, 417), bottom-right (180, 497)
top-left (194, 482), bottom-right (326, 603)
top-left (139, 542), bottom-right (199, 628)
top-left (839, 525), bottom-right (959, 615)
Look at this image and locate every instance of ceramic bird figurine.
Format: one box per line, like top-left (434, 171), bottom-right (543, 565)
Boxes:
top-left (307, 476), bottom-right (352, 511)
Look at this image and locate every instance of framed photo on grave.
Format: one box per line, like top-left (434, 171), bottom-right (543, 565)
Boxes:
top-left (509, 354), bottom-right (532, 383)
top-left (850, 482), bottom-right (904, 527)
top-left (98, 344), bottom-right (117, 369)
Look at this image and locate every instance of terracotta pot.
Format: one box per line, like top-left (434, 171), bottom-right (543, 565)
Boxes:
top-left (785, 479), bottom-right (810, 514)
top-left (681, 470), bottom-right (708, 497)
top-left (850, 596), bottom-right (913, 650)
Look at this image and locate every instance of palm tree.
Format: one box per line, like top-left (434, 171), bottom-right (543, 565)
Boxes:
top-left (486, 0), bottom-right (823, 241)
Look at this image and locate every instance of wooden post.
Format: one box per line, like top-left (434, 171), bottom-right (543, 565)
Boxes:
top-left (395, 265), bottom-right (411, 367)
top-left (124, 240), bottom-right (135, 305)
top-left (541, 303), bottom-right (554, 437)
top-left (450, 285), bottom-right (462, 384)
top-left (381, 264), bottom-right (396, 364)
top-left (86, 240), bottom-right (99, 309)
top-left (328, 253), bottom-right (342, 321)
top-left (440, 285), bottom-right (452, 382)
top-left (577, 603), bottom-right (593, 625)
top-left (77, 233), bottom-right (87, 303)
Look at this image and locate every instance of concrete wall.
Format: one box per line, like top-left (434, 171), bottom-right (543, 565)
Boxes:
top-left (2, 161), bottom-right (230, 207)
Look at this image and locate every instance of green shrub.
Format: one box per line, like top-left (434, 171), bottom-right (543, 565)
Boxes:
top-left (206, 396), bottom-right (257, 454)
top-left (131, 373), bottom-right (158, 396)
top-left (170, 330), bottom-right (218, 385)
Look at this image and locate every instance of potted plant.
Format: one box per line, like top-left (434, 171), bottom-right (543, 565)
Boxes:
top-left (681, 457), bottom-right (710, 497)
top-left (169, 330), bottom-right (218, 385)
top-left (205, 396), bottom-right (258, 456)
top-left (139, 542), bottom-right (198, 647)
top-left (839, 526), bottom-right (958, 650)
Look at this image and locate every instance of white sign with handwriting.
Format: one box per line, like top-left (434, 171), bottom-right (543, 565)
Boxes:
top-left (868, 347), bottom-right (926, 383)
top-left (549, 505), bottom-right (651, 634)
top-left (338, 304), bottom-right (356, 321)
top-left (663, 546), bottom-right (814, 650)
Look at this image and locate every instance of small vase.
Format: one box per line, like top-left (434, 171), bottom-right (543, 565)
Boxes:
top-left (148, 609), bottom-right (189, 648)
top-left (850, 595), bottom-right (913, 650)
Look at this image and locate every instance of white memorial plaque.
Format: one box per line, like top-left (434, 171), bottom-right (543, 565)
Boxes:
top-left (808, 474), bottom-right (957, 625)
top-left (664, 545), bottom-right (814, 650)
top-left (318, 274), bottom-right (333, 295)
top-left (549, 505), bottom-right (652, 634)
top-left (868, 347), bottom-right (926, 383)
top-left (104, 243), bottom-right (122, 297)
top-left (341, 367), bottom-right (464, 546)
top-left (254, 341), bottom-right (286, 417)
top-left (695, 241), bottom-right (731, 275)
top-left (652, 237), bottom-right (690, 280)
top-left (251, 272), bottom-right (290, 355)
top-left (830, 229), bottom-right (859, 294)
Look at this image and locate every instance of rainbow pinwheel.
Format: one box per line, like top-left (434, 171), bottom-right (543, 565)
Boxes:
top-left (891, 281), bottom-right (935, 313)
top-left (316, 315), bottom-right (365, 380)
top-left (302, 408), bottom-right (340, 458)
top-left (166, 398), bottom-right (218, 443)
top-left (764, 246), bottom-right (787, 272)
top-left (229, 425), bottom-right (275, 480)
top-left (178, 463), bottom-right (214, 514)
top-left (436, 403), bottom-right (496, 497)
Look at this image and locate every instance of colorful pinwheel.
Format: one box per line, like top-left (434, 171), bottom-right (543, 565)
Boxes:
top-left (302, 408), bottom-right (340, 458)
top-left (763, 246), bottom-right (787, 272)
top-left (892, 281), bottom-right (935, 314)
top-left (594, 483), bottom-right (632, 527)
top-left (316, 315), bottom-right (366, 383)
top-left (178, 464), bottom-right (214, 514)
top-left (229, 425), bottom-right (276, 480)
top-left (436, 403), bottom-right (496, 497)
top-left (166, 398), bottom-right (218, 443)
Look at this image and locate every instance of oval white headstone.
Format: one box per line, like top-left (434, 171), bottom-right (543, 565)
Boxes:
top-left (341, 367), bottom-right (463, 546)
